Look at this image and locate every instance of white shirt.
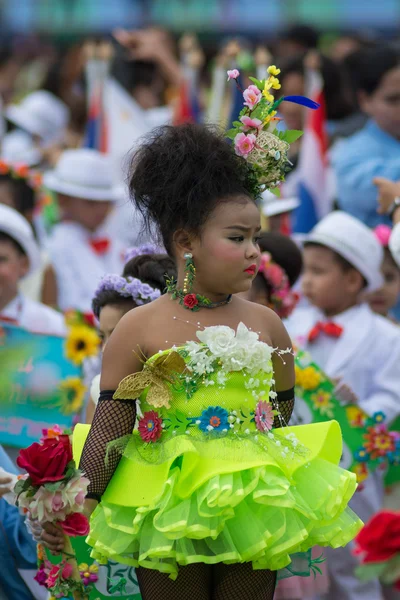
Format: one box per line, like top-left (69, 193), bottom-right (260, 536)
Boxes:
top-left (1, 293), bottom-right (66, 337)
top-left (47, 221), bottom-right (126, 313)
top-left (285, 303), bottom-right (400, 423)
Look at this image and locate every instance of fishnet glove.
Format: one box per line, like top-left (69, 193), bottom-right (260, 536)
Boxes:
top-left (79, 390), bottom-right (137, 501)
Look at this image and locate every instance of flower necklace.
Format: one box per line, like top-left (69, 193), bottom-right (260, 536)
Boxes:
top-left (166, 278), bottom-right (232, 311)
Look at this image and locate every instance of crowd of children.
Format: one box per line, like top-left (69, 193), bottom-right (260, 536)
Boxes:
top-left (0, 25), bottom-right (400, 600)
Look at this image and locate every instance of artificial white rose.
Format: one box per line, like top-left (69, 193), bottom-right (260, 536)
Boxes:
top-left (223, 343), bottom-right (252, 372)
top-left (197, 325), bottom-right (236, 358)
top-left (247, 341), bottom-right (273, 375)
top-left (235, 322), bottom-right (259, 345)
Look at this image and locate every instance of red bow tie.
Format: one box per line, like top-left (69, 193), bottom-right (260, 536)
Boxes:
top-left (0, 315), bottom-right (18, 325)
top-left (308, 321), bottom-right (343, 343)
top-left (90, 238), bottom-right (110, 255)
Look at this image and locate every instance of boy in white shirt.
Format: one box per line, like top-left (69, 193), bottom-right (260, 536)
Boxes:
top-left (285, 211), bottom-right (400, 600)
top-left (44, 149), bottom-right (126, 313)
top-left (0, 204), bottom-right (65, 336)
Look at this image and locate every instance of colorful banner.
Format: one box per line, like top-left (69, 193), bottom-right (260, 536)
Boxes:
top-left (46, 537), bottom-right (142, 600)
top-left (294, 350), bottom-right (400, 484)
top-left (0, 323), bottom-right (85, 447)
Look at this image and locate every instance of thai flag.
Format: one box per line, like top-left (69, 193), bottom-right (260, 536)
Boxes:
top-left (292, 70), bottom-right (329, 233)
top-left (173, 76), bottom-right (201, 125)
top-left (83, 81), bottom-right (108, 152)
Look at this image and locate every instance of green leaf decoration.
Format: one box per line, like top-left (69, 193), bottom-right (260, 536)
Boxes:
top-left (239, 406), bottom-right (255, 432)
top-left (279, 130), bottom-right (303, 144)
top-left (232, 120), bottom-right (242, 127)
top-left (226, 128), bottom-right (237, 140)
top-left (249, 76), bottom-right (264, 91)
top-left (269, 187), bottom-right (281, 196)
top-left (44, 480), bottom-right (64, 492)
top-left (165, 410), bottom-right (192, 435)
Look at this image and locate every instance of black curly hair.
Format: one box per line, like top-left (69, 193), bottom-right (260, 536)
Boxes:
top-left (128, 124), bottom-right (259, 255)
top-left (91, 253), bottom-right (176, 318)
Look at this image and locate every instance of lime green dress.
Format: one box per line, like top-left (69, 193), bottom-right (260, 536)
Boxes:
top-left (73, 323), bottom-right (362, 579)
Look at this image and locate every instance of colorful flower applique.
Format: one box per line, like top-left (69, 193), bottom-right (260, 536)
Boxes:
top-left (198, 406), bottom-right (229, 432)
top-left (138, 411), bottom-right (163, 442)
top-left (255, 400), bottom-right (274, 432)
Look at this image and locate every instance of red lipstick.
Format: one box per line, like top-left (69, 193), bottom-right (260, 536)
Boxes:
top-left (244, 264), bottom-right (257, 275)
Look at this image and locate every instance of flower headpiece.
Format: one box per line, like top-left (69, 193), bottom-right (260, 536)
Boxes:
top-left (227, 66), bottom-right (319, 196)
top-left (0, 159), bottom-right (42, 190)
top-left (258, 252), bottom-right (299, 319)
top-left (94, 274), bottom-right (161, 305)
top-left (124, 243), bottom-right (165, 264)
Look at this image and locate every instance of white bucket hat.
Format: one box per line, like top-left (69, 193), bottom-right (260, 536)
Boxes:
top-left (43, 149), bottom-right (119, 202)
top-left (6, 91), bottom-right (69, 147)
top-left (307, 211), bottom-right (384, 292)
top-left (1, 130), bottom-right (41, 166)
top-left (0, 204), bottom-right (41, 277)
top-left (261, 190), bottom-right (300, 217)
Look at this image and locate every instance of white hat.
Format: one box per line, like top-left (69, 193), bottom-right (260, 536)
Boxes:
top-left (43, 149), bottom-right (119, 202)
top-left (307, 211), bottom-right (384, 292)
top-left (1, 130), bottom-right (41, 166)
top-left (261, 190), bottom-right (300, 217)
top-left (6, 91), bottom-right (69, 147)
top-left (0, 204), bottom-right (41, 277)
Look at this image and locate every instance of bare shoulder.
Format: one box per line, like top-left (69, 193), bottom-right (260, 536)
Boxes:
top-left (234, 296), bottom-right (292, 349)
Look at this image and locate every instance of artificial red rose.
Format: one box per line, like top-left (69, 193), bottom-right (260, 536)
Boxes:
top-left (60, 512), bottom-right (90, 537)
top-left (17, 435), bottom-right (72, 486)
top-left (183, 294), bottom-right (198, 309)
top-left (354, 511), bottom-right (400, 564)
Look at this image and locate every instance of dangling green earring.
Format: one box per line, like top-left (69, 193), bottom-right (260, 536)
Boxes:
top-left (183, 252), bottom-right (196, 295)
top-left (166, 251), bottom-right (233, 311)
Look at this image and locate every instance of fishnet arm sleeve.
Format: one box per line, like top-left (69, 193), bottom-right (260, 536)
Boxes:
top-left (273, 387), bottom-right (295, 429)
top-left (79, 390), bottom-right (137, 501)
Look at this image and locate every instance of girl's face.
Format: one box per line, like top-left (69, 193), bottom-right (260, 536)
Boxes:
top-left (185, 198), bottom-right (261, 298)
top-left (0, 239), bottom-right (29, 308)
top-left (368, 250), bottom-right (400, 317)
top-left (360, 66), bottom-right (400, 139)
top-left (99, 304), bottom-right (134, 350)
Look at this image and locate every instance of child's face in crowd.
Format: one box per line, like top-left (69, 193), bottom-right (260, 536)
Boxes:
top-left (98, 303), bottom-right (135, 350)
top-left (368, 250), bottom-right (400, 317)
top-left (58, 194), bottom-right (113, 232)
top-left (360, 66), bottom-right (400, 139)
top-left (0, 182), bottom-right (16, 210)
top-left (0, 239), bottom-right (29, 307)
top-left (302, 245), bottom-right (363, 316)
top-left (186, 198), bottom-right (261, 297)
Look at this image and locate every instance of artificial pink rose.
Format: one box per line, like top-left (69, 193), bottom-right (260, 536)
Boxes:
top-left (61, 474), bottom-right (90, 512)
top-left (46, 565), bottom-right (60, 588)
top-left (227, 69), bottom-right (240, 81)
top-left (240, 115), bottom-right (262, 131)
top-left (234, 132), bottom-right (257, 158)
top-left (61, 562), bottom-right (73, 579)
top-left (243, 85), bottom-right (261, 109)
top-left (60, 512), bottom-right (90, 537)
top-left (31, 488), bottom-right (68, 522)
top-left (17, 435), bottom-right (72, 486)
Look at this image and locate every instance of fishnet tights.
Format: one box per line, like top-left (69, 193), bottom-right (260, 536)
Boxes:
top-left (79, 392), bottom-right (136, 500)
top-left (273, 398), bottom-right (294, 428)
top-left (136, 563), bottom-right (277, 600)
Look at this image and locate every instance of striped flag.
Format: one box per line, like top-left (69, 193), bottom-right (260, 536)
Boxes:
top-left (292, 69), bottom-right (330, 233)
top-left (83, 81), bottom-right (108, 152)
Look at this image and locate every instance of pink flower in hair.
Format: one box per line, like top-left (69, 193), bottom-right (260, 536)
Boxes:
top-left (243, 85), bottom-right (262, 109)
top-left (240, 116), bottom-right (263, 131)
top-left (374, 224), bottom-right (392, 247)
top-left (227, 69), bottom-right (240, 81)
top-left (234, 133), bottom-right (257, 158)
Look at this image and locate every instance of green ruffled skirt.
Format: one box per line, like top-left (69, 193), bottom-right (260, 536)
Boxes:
top-left (74, 421), bottom-right (362, 579)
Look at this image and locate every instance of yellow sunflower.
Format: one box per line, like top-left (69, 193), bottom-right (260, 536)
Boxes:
top-left (59, 376), bottom-right (86, 415)
top-left (65, 325), bottom-right (100, 365)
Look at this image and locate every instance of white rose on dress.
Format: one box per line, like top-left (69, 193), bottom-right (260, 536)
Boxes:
top-left (197, 326), bottom-right (237, 358)
top-left (247, 341), bottom-right (273, 375)
top-left (222, 342), bottom-right (252, 372)
top-left (235, 322), bottom-right (259, 345)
